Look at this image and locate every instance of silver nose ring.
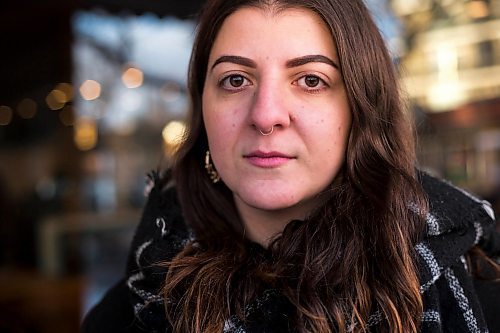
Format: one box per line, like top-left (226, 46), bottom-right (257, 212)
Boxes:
top-left (259, 126), bottom-right (274, 136)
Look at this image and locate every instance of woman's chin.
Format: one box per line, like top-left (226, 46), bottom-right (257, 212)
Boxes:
top-left (234, 191), bottom-right (303, 214)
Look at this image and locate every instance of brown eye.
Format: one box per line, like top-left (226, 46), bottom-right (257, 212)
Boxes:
top-left (304, 75), bottom-right (320, 87)
top-left (229, 75), bottom-right (244, 87)
top-left (220, 74), bottom-right (250, 91)
top-left (295, 74), bottom-right (328, 92)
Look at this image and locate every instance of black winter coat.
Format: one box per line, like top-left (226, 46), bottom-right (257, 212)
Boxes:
top-left (82, 172), bottom-right (500, 332)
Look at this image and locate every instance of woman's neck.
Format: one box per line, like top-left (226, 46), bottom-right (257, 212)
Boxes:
top-left (234, 196), bottom-right (319, 247)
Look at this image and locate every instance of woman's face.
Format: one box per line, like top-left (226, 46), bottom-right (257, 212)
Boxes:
top-left (202, 7), bottom-right (351, 221)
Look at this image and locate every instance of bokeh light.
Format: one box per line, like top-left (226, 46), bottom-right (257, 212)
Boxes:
top-left (17, 98), bottom-right (37, 119)
top-left (0, 105), bottom-right (13, 125)
top-left (59, 105), bottom-right (75, 126)
top-left (74, 117), bottom-right (98, 151)
top-left (122, 67), bottom-right (143, 89)
top-left (55, 82), bottom-right (74, 102)
top-left (79, 80), bottom-right (101, 101)
top-left (467, 1), bottom-right (489, 19)
top-left (162, 120), bottom-right (186, 148)
top-left (46, 89), bottom-right (66, 110)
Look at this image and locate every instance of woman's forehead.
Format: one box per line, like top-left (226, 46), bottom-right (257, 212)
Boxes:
top-left (208, 6), bottom-right (338, 65)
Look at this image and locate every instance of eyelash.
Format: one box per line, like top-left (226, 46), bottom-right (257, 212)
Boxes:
top-left (294, 74), bottom-right (329, 94)
top-left (217, 73), bottom-right (329, 93)
top-left (218, 74), bottom-right (251, 92)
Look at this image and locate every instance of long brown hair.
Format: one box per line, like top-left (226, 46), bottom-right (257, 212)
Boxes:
top-left (164, 0), bottom-right (427, 332)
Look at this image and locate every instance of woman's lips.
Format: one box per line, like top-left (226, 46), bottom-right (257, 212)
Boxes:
top-left (244, 150), bottom-right (295, 168)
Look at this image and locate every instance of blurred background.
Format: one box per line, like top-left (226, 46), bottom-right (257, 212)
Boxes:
top-left (0, 0), bottom-right (499, 331)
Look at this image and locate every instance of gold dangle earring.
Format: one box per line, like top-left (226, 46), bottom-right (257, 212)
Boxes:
top-left (205, 150), bottom-right (220, 183)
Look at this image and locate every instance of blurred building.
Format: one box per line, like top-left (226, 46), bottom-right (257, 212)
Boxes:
top-left (390, 0), bottom-right (500, 204)
top-left (0, 1), bottom-right (203, 331)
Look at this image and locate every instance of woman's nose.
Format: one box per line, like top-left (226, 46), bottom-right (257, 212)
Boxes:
top-left (249, 80), bottom-right (291, 133)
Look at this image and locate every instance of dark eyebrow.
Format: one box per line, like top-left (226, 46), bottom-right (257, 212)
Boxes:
top-left (211, 55), bottom-right (257, 71)
top-left (286, 55), bottom-right (339, 69)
